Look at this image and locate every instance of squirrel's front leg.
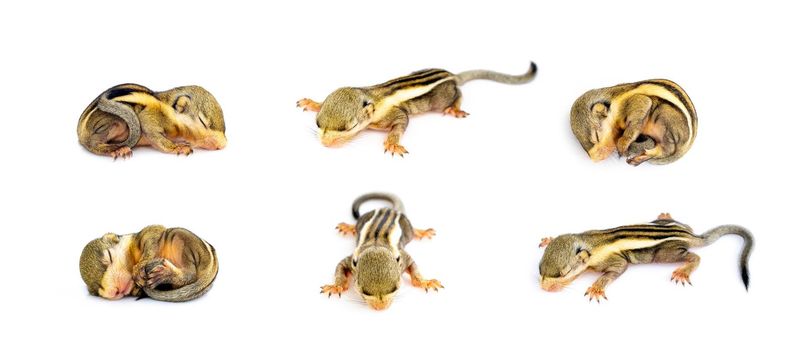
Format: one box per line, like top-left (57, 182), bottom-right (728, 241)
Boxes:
top-left (585, 257), bottom-right (628, 302)
top-left (404, 253), bottom-right (443, 292)
top-left (383, 108), bottom-right (410, 157)
top-left (321, 256), bottom-right (352, 297)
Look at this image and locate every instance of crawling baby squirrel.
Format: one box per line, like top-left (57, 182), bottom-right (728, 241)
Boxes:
top-left (539, 213), bottom-right (752, 302)
top-left (321, 193), bottom-right (442, 310)
top-left (298, 63), bottom-right (537, 156)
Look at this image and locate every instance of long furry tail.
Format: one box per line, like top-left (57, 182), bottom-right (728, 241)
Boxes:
top-left (455, 61), bottom-right (537, 85)
top-left (352, 192), bottom-right (405, 219)
top-left (698, 225), bottom-right (754, 290)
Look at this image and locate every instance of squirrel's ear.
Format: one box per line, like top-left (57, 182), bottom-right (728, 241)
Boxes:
top-left (362, 101), bottom-right (374, 117)
top-left (575, 247), bottom-right (590, 263)
top-left (102, 233), bottom-right (119, 244)
top-left (591, 102), bottom-right (609, 119)
top-left (173, 95), bottom-right (191, 113)
top-left (539, 237), bottom-right (553, 248)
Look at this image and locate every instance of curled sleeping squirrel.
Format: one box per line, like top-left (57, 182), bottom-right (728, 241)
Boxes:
top-left (298, 62), bottom-right (537, 156)
top-left (570, 79), bottom-right (697, 165)
top-left (539, 213), bottom-right (753, 302)
top-left (79, 225), bottom-right (218, 302)
top-left (77, 84), bottom-right (227, 159)
top-left (321, 193), bottom-right (443, 310)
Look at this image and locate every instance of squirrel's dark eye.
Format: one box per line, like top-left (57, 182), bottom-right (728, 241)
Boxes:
top-left (396, 256), bottom-right (401, 262)
top-left (575, 247), bottom-right (583, 255)
top-left (362, 100), bottom-right (370, 107)
top-left (106, 250), bottom-right (113, 264)
top-left (352, 259), bottom-right (357, 266)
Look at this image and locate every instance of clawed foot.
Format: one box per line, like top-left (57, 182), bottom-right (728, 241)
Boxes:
top-left (584, 286), bottom-right (608, 303)
top-left (383, 140), bottom-right (408, 157)
top-left (539, 237), bottom-right (553, 248)
top-left (296, 98), bottom-right (321, 112)
top-left (335, 223), bottom-right (356, 236)
top-left (145, 259), bottom-right (174, 289)
top-left (671, 268), bottom-right (692, 286)
top-left (110, 146), bottom-right (132, 160)
top-left (174, 144), bottom-right (193, 156)
top-left (443, 106), bottom-right (469, 118)
top-left (626, 154), bottom-right (649, 166)
top-left (320, 284), bottom-right (348, 298)
top-left (134, 264), bottom-right (147, 288)
top-left (414, 228), bottom-right (436, 240)
top-left (412, 278), bottom-right (444, 292)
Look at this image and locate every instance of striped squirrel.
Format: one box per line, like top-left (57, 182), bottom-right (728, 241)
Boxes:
top-left (570, 79), bottom-right (697, 165)
top-left (79, 225), bottom-right (218, 302)
top-left (539, 213), bottom-right (753, 302)
top-left (77, 84), bottom-right (226, 159)
top-left (321, 193), bottom-right (443, 310)
top-left (298, 62), bottom-right (537, 157)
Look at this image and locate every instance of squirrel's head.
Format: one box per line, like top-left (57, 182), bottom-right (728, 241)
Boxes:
top-left (353, 247), bottom-right (402, 310)
top-left (160, 86), bottom-right (227, 149)
top-left (570, 88), bottom-right (621, 162)
top-left (79, 233), bottom-right (136, 300)
top-left (316, 88), bottom-right (373, 147)
top-left (539, 234), bottom-right (590, 292)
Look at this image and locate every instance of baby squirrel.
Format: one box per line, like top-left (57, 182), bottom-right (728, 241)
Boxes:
top-left (298, 62), bottom-right (537, 156)
top-left (321, 193), bottom-right (443, 310)
top-left (570, 79), bottom-right (697, 165)
top-left (79, 225), bottom-right (218, 302)
top-left (538, 213), bottom-right (753, 302)
top-left (77, 84), bottom-right (227, 159)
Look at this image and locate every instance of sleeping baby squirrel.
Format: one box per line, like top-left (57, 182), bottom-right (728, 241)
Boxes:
top-left (298, 62), bottom-right (537, 156)
top-left (77, 84), bottom-right (226, 159)
top-left (570, 79), bottom-right (697, 165)
top-left (79, 225), bottom-right (218, 302)
top-left (539, 213), bottom-right (752, 302)
top-left (321, 193), bottom-right (442, 310)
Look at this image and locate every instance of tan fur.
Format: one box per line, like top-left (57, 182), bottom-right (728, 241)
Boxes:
top-left (322, 193), bottom-right (443, 310)
top-left (79, 225), bottom-right (218, 302)
top-left (299, 63), bottom-right (537, 156)
top-left (570, 79), bottom-right (697, 166)
top-left (539, 214), bottom-right (753, 301)
top-left (77, 84), bottom-right (227, 159)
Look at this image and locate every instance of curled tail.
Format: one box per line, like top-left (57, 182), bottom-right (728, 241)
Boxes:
top-left (352, 192), bottom-right (405, 219)
top-left (697, 225), bottom-right (754, 290)
top-left (144, 241), bottom-right (218, 302)
top-left (455, 61), bottom-right (537, 85)
top-left (77, 84), bottom-right (148, 152)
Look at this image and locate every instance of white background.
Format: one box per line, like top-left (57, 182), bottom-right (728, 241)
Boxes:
top-left (0, 0), bottom-right (803, 348)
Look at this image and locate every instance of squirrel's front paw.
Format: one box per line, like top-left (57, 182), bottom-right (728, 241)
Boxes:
top-left (174, 144), bottom-right (193, 156)
top-left (584, 285), bottom-right (608, 303)
top-left (412, 278), bottom-right (444, 292)
top-left (383, 141), bottom-right (408, 158)
top-left (320, 284), bottom-right (348, 298)
top-left (145, 259), bottom-right (174, 288)
top-left (133, 262), bottom-right (149, 288)
top-left (296, 98), bottom-right (321, 112)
